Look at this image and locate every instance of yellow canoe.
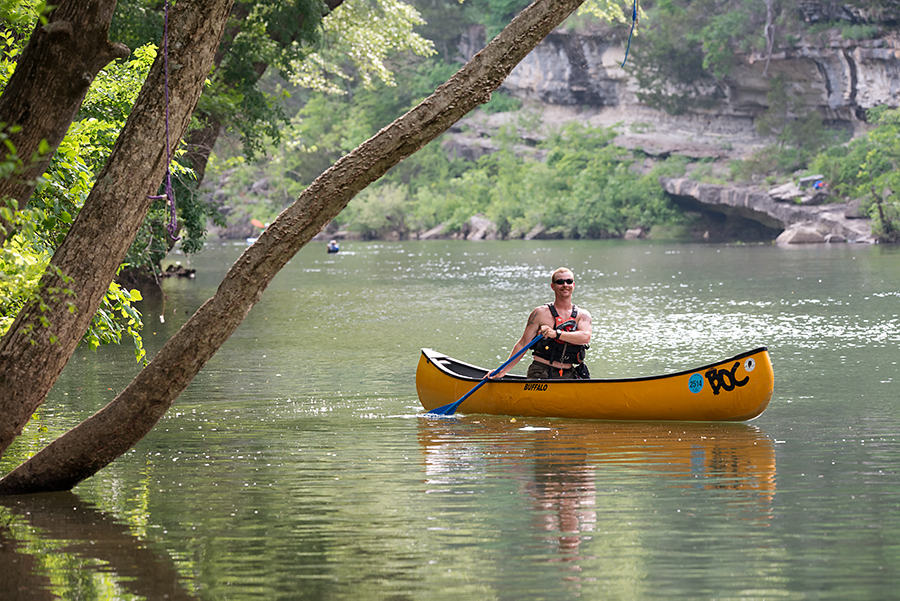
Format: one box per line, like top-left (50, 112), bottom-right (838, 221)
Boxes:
top-left (416, 347), bottom-right (774, 421)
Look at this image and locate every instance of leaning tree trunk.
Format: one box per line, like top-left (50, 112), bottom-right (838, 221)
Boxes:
top-left (0, 0), bottom-right (586, 493)
top-left (0, 0), bottom-right (235, 457)
top-left (0, 0), bottom-right (129, 245)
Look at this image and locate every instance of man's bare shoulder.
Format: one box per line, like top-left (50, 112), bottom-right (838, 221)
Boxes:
top-left (574, 306), bottom-right (592, 328)
top-left (527, 304), bottom-right (553, 325)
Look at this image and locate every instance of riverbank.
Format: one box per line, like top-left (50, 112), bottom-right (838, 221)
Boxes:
top-left (302, 175), bottom-right (874, 245)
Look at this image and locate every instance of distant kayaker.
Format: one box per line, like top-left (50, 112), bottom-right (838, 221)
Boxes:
top-left (488, 267), bottom-right (592, 380)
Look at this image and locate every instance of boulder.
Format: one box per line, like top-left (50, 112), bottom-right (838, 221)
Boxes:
top-left (523, 224), bottom-right (565, 240)
top-left (661, 177), bottom-right (872, 243)
top-left (844, 198), bottom-right (867, 219)
top-left (419, 223), bottom-right (447, 240)
top-left (769, 182), bottom-right (802, 202)
top-left (624, 228), bottom-right (643, 240)
top-left (798, 174), bottom-right (825, 188)
top-left (333, 230), bottom-right (361, 240)
top-left (799, 189), bottom-right (829, 205)
top-left (466, 213), bottom-right (498, 240)
top-left (776, 222), bottom-right (826, 244)
top-left (523, 224), bottom-right (546, 240)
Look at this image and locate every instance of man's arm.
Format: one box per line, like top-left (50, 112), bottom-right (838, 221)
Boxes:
top-left (554, 309), bottom-right (592, 346)
top-left (487, 307), bottom-right (546, 379)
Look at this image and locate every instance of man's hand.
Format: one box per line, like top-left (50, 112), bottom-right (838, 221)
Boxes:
top-left (483, 369), bottom-right (502, 380)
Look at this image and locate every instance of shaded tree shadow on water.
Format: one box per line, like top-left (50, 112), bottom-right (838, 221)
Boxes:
top-left (0, 492), bottom-right (196, 601)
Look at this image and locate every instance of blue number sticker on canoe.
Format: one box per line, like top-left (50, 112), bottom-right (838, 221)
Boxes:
top-left (688, 373), bottom-right (704, 394)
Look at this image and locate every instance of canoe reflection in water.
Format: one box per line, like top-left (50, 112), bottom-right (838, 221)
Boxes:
top-left (418, 418), bottom-right (776, 561)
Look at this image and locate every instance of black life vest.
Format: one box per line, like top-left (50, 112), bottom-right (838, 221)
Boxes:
top-left (532, 304), bottom-right (589, 364)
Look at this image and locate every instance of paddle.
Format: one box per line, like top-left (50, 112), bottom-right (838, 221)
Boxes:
top-left (427, 318), bottom-right (578, 416)
top-left (427, 333), bottom-right (544, 416)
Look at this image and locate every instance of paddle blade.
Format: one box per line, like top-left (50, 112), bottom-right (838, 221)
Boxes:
top-left (427, 378), bottom-right (487, 416)
top-left (251, 218), bottom-right (265, 228)
top-left (428, 401), bottom-right (462, 416)
top-left (425, 333), bottom-right (544, 417)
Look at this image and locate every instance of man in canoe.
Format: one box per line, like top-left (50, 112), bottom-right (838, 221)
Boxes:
top-left (488, 267), bottom-right (592, 380)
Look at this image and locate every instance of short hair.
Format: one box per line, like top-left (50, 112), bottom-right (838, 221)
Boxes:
top-left (551, 267), bottom-right (573, 282)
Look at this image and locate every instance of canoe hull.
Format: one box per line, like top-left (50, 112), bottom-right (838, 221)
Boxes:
top-left (416, 347), bottom-right (774, 421)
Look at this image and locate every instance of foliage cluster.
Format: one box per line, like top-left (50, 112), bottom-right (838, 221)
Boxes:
top-left (248, 107), bottom-right (688, 241)
top-left (394, 123), bottom-right (685, 239)
top-left (3, 0), bottom-right (439, 359)
top-left (728, 104), bottom-right (900, 241)
top-left (729, 75), bottom-right (847, 182)
top-left (205, 0), bottom-right (900, 244)
top-left (209, 22), bottom-right (690, 242)
top-left (627, 0), bottom-right (894, 127)
top-left (110, 0), bottom-right (325, 161)
top-left (207, 0), bottom-right (677, 240)
top-left (805, 107), bottom-right (900, 242)
top-left (626, 0), bottom-right (766, 115)
top-left (1, 14), bottom-right (148, 360)
top-left (628, 0), bottom-right (897, 112)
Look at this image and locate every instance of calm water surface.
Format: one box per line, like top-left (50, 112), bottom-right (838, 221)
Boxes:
top-left (2, 239), bottom-right (899, 600)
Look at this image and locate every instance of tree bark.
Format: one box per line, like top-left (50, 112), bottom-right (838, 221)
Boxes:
top-left (0, 0), bottom-right (129, 244)
top-left (0, 0), bottom-right (235, 457)
top-left (0, 0), bottom-right (586, 493)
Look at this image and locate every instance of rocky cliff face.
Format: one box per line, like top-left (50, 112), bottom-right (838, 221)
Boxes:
top-left (446, 23), bottom-right (900, 162)
top-left (659, 177), bottom-right (873, 243)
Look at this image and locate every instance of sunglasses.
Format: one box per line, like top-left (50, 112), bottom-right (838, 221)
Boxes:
top-left (554, 278), bottom-right (574, 285)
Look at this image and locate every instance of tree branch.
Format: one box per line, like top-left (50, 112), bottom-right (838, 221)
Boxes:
top-left (0, 0), bottom-right (129, 243)
top-left (0, 0), bottom-right (235, 457)
top-left (0, 0), bottom-right (586, 494)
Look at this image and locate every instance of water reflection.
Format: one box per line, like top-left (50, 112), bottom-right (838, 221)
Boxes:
top-left (0, 492), bottom-right (196, 601)
top-left (8, 241), bottom-right (896, 599)
top-left (527, 441), bottom-right (596, 563)
top-left (419, 418), bottom-right (776, 569)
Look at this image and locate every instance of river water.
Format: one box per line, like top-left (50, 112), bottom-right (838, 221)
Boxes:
top-left (2, 239), bottom-right (899, 599)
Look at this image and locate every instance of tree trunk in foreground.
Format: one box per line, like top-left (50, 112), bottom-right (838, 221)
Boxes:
top-left (0, 0), bottom-right (129, 244)
top-left (0, 0), bottom-right (586, 494)
top-left (0, 0), bottom-right (234, 457)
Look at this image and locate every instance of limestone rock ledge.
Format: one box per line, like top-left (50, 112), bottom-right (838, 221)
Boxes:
top-left (659, 177), bottom-right (874, 243)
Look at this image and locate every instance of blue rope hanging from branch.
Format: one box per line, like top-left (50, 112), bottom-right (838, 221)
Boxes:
top-left (148, 0), bottom-right (180, 242)
top-left (621, 0), bottom-right (639, 68)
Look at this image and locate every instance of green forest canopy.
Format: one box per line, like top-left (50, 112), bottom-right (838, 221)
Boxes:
top-left (210, 0), bottom-right (900, 245)
top-left (4, 0), bottom-right (900, 365)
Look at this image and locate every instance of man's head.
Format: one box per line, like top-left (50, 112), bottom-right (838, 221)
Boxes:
top-left (550, 267), bottom-right (574, 296)
top-left (551, 267), bottom-right (574, 284)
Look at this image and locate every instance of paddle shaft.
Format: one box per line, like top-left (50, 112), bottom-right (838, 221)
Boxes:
top-left (428, 333), bottom-right (545, 416)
